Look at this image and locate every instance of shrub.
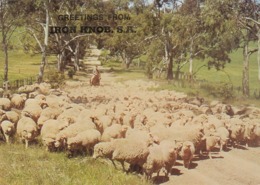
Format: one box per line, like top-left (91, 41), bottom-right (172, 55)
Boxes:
top-left (45, 68), bottom-right (65, 88)
top-left (200, 82), bottom-right (234, 100)
top-left (67, 68), bottom-right (76, 79)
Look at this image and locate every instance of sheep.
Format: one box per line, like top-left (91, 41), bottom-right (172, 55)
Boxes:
top-left (4, 111), bottom-right (20, 125)
top-left (45, 94), bottom-right (64, 108)
top-left (93, 141), bottom-right (117, 167)
top-left (91, 115), bottom-right (117, 133)
top-left (54, 121), bottom-right (97, 150)
top-left (10, 94), bottom-right (27, 109)
top-left (67, 129), bottom-right (101, 156)
top-left (0, 109), bottom-right (5, 122)
top-left (17, 84), bottom-right (39, 94)
top-left (160, 140), bottom-right (178, 176)
top-left (112, 138), bottom-right (150, 172)
top-left (21, 103), bottom-right (42, 123)
top-left (0, 120), bottom-right (15, 143)
top-left (125, 128), bottom-right (159, 146)
top-left (143, 140), bottom-right (177, 179)
top-left (40, 119), bottom-right (68, 151)
top-left (207, 115), bottom-right (226, 128)
top-left (228, 118), bottom-right (246, 147)
top-left (200, 134), bottom-right (221, 159)
top-left (216, 127), bottom-right (230, 151)
top-left (16, 117), bottom-right (38, 148)
top-left (34, 94), bottom-right (46, 101)
top-left (151, 124), bottom-right (204, 152)
top-left (37, 107), bottom-right (63, 129)
top-left (38, 82), bottom-right (51, 95)
top-left (57, 107), bottom-right (82, 125)
top-left (101, 124), bottom-right (128, 142)
top-left (0, 98), bottom-right (11, 111)
top-left (179, 141), bottom-right (195, 169)
top-left (24, 98), bottom-right (47, 109)
top-left (243, 120), bottom-right (260, 147)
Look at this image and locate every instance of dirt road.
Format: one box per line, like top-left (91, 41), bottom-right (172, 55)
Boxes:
top-left (160, 147), bottom-right (260, 185)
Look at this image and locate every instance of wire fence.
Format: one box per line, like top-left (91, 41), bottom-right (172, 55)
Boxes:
top-left (0, 76), bottom-right (37, 91)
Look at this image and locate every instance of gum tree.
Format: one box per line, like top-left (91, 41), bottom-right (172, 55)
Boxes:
top-left (0, 0), bottom-right (26, 87)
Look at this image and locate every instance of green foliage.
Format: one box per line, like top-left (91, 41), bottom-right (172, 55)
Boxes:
top-left (67, 68), bottom-right (76, 79)
top-left (45, 68), bottom-right (65, 88)
top-left (200, 82), bottom-right (234, 100)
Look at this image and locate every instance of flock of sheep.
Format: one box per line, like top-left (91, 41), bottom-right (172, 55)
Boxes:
top-left (0, 80), bottom-right (259, 180)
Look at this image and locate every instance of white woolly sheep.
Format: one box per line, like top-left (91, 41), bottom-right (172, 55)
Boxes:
top-left (0, 98), bottom-right (11, 111)
top-left (228, 119), bottom-right (246, 147)
top-left (54, 121), bottom-right (97, 150)
top-left (125, 128), bottom-right (159, 146)
top-left (244, 120), bottom-right (260, 147)
top-left (216, 127), bottom-right (230, 151)
top-left (16, 117), bottom-right (38, 148)
top-left (22, 103), bottom-right (42, 123)
top-left (40, 119), bottom-right (68, 151)
top-left (67, 129), bottom-right (101, 156)
top-left (24, 98), bottom-right (47, 109)
top-left (91, 115), bottom-right (117, 134)
top-left (101, 124), bottom-right (128, 142)
top-left (4, 111), bottom-right (20, 125)
top-left (57, 107), bottom-right (82, 125)
top-left (93, 141), bottom-right (117, 167)
top-left (0, 120), bottom-right (16, 143)
top-left (17, 84), bottom-right (39, 94)
top-left (143, 140), bottom-right (177, 179)
top-left (37, 107), bottom-right (62, 128)
top-left (11, 94), bottom-right (27, 109)
top-left (200, 134), bottom-right (221, 159)
top-left (179, 141), bottom-right (195, 169)
top-left (112, 138), bottom-right (150, 172)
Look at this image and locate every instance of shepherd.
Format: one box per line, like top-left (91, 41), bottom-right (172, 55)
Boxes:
top-left (90, 65), bottom-right (101, 86)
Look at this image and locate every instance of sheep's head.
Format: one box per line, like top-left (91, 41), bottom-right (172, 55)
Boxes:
top-left (93, 147), bottom-right (103, 159)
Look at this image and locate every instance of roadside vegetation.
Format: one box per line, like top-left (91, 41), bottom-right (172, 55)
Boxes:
top-left (0, 142), bottom-right (150, 185)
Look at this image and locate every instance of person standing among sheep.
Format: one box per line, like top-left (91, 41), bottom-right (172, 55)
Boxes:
top-left (90, 65), bottom-right (101, 86)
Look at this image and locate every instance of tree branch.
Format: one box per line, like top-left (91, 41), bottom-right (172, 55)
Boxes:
top-left (27, 28), bottom-right (43, 51)
top-left (244, 17), bottom-right (260, 25)
top-left (249, 48), bottom-right (258, 55)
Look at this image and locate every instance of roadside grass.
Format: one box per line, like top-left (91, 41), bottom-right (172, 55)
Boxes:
top-left (0, 143), bottom-right (150, 185)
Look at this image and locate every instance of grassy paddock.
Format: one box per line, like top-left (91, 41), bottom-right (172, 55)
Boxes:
top-left (0, 143), bottom-right (150, 185)
top-left (0, 50), bottom-right (57, 85)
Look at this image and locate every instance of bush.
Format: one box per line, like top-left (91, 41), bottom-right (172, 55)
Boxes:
top-left (200, 82), bottom-right (234, 100)
top-left (67, 68), bottom-right (76, 79)
top-left (45, 68), bottom-right (65, 88)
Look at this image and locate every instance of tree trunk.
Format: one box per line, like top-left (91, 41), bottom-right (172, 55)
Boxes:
top-left (167, 57), bottom-right (173, 80)
top-left (3, 39), bottom-right (8, 83)
top-left (74, 41), bottom-right (80, 71)
top-left (125, 57), bottom-right (131, 69)
top-left (257, 31), bottom-right (260, 82)
top-left (38, 45), bottom-right (46, 83)
top-left (38, 0), bottom-right (49, 83)
top-left (57, 51), bottom-right (65, 72)
top-left (242, 42), bottom-right (250, 97)
top-left (189, 39), bottom-right (194, 76)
